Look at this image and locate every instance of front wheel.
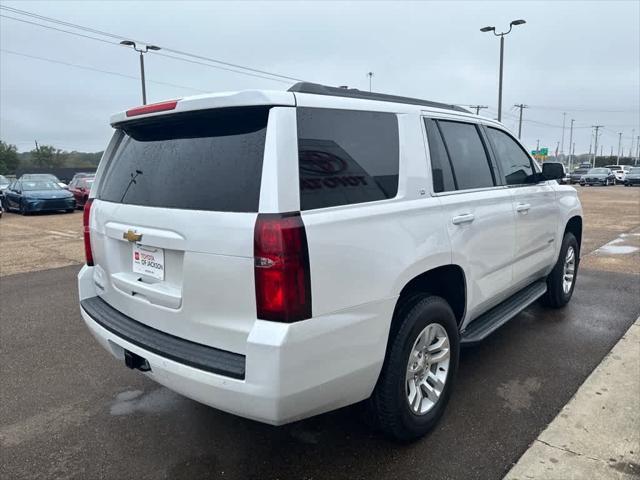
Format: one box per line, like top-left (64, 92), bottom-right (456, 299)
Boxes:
top-left (541, 232), bottom-right (579, 308)
top-left (367, 295), bottom-right (459, 441)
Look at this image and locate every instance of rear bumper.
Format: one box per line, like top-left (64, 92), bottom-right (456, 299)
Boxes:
top-left (78, 265), bottom-right (393, 425)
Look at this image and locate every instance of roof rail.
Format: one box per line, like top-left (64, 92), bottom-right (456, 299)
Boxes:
top-left (288, 82), bottom-right (469, 113)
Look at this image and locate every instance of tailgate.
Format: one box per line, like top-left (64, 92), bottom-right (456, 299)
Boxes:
top-left (89, 106), bottom-right (272, 354)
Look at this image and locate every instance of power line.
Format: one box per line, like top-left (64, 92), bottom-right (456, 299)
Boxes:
top-left (0, 5), bottom-right (307, 83)
top-left (0, 14), bottom-right (294, 84)
top-left (527, 104), bottom-right (639, 113)
top-left (0, 48), bottom-right (208, 93)
top-left (0, 14), bottom-right (120, 46)
top-left (489, 109), bottom-right (592, 129)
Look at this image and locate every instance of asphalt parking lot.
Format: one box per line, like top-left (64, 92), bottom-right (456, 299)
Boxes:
top-left (1, 186), bottom-right (639, 480)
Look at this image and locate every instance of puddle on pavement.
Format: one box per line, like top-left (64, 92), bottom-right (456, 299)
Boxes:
top-left (110, 388), bottom-right (183, 416)
top-left (594, 236), bottom-right (640, 255)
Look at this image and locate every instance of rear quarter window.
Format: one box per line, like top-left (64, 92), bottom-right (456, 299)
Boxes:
top-left (296, 107), bottom-right (400, 210)
top-left (98, 107), bottom-right (270, 212)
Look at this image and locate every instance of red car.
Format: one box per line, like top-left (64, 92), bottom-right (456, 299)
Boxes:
top-left (69, 176), bottom-right (95, 208)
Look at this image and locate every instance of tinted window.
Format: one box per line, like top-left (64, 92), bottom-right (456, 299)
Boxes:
top-left (99, 107), bottom-right (269, 212)
top-left (296, 108), bottom-right (399, 210)
top-left (486, 128), bottom-right (535, 185)
top-left (437, 121), bottom-right (495, 190)
top-left (424, 119), bottom-right (456, 192)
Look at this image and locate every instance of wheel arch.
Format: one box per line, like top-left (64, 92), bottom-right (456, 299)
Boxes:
top-left (389, 265), bottom-right (467, 342)
top-left (565, 215), bottom-right (582, 254)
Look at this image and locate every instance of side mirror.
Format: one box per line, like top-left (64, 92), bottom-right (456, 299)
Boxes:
top-left (542, 162), bottom-right (564, 181)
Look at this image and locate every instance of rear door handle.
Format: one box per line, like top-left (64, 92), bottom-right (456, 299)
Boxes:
top-left (516, 203), bottom-right (531, 213)
top-left (452, 213), bottom-right (475, 225)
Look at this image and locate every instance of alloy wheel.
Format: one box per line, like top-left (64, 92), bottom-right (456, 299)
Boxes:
top-left (563, 246), bottom-right (576, 294)
top-left (405, 323), bottom-right (450, 415)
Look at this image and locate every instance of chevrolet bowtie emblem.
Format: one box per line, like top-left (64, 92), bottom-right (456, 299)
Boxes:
top-left (123, 230), bottom-right (142, 242)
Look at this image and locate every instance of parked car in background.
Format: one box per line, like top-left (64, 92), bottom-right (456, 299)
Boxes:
top-left (3, 179), bottom-right (75, 214)
top-left (20, 173), bottom-right (68, 189)
top-left (0, 174), bottom-right (10, 194)
top-left (604, 164), bottom-right (629, 184)
top-left (624, 167), bottom-right (640, 186)
top-left (69, 175), bottom-right (95, 208)
top-left (78, 84), bottom-right (582, 441)
top-left (569, 167), bottom-right (589, 185)
top-left (70, 172), bottom-right (96, 184)
top-left (580, 168), bottom-right (616, 186)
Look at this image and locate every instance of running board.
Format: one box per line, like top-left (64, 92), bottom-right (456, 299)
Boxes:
top-left (461, 280), bottom-right (547, 345)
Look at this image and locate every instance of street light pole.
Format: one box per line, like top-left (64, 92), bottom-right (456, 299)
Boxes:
top-left (120, 40), bottom-right (161, 105)
top-left (139, 50), bottom-right (147, 105)
top-left (498, 35), bottom-right (504, 122)
top-left (567, 118), bottom-right (575, 172)
top-left (617, 132), bottom-right (623, 162)
top-left (480, 19), bottom-right (526, 122)
top-left (367, 72), bottom-right (374, 92)
top-left (592, 125), bottom-right (603, 167)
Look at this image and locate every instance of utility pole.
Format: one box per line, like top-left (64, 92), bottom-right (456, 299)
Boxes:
top-left (635, 135), bottom-right (640, 164)
top-left (560, 112), bottom-right (567, 155)
top-left (469, 105), bottom-right (489, 115)
top-left (536, 139), bottom-right (540, 151)
top-left (592, 125), bottom-right (603, 167)
top-left (567, 119), bottom-right (575, 172)
top-left (610, 146), bottom-right (614, 157)
top-left (367, 72), bottom-right (374, 92)
top-left (630, 129), bottom-right (636, 158)
top-left (617, 132), bottom-right (623, 162)
top-left (514, 104), bottom-right (528, 139)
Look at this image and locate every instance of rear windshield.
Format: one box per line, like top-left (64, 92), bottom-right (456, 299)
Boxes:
top-left (98, 107), bottom-right (270, 212)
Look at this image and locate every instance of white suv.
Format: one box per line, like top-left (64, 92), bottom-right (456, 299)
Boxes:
top-left (78, 83), bottom-right (582, 440)
top-left (604, 164), bottom-right (630, 184)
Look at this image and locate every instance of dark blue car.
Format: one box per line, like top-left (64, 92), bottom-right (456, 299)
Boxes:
top-left (3, 179), bottom-right (76, 215)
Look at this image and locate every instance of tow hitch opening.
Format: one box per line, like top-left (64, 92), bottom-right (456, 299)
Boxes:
top-left (124, 350), bottom-right (151, 372)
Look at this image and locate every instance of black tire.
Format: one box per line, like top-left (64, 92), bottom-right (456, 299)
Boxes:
top-left (541, 232), bottom-right (579, 308)
top-left (66, 209), bottom-right (74, 213)
top-left (367, 295), bottom-right (460, 442)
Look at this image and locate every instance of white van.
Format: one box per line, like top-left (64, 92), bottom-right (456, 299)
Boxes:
top-left (78, 83), bottom-right (582, 440)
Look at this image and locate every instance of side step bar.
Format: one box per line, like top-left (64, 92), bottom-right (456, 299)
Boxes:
top-left (461, 280), bottom-right (547, 345)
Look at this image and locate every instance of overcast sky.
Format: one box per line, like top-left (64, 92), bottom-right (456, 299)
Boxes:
top-left (1, 0), bottom-right (639, 156)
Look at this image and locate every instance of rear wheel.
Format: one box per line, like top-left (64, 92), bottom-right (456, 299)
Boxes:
top-left (367, 295), bottom-right (459, 441)
top-left (541, 232), bottom-right (579, 308)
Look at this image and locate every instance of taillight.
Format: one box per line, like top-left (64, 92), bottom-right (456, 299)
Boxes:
top-left (125, 99), bottom-right (179, 117)
top-left (254, 212), bottom-right (311, 322)
top-left (83, 199), bottom-right (94, 266)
